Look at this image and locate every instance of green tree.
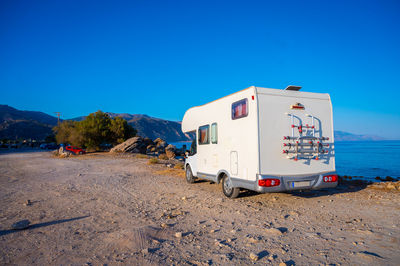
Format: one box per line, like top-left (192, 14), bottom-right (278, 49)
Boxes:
top-left (53, 120), bottom-right (75, 144)
top-left (53, 111), bottom-right (136, 151)
top-left (109, 117), bottom-right (137, 144)
top-left (77, 111), bottom-right (112, 150)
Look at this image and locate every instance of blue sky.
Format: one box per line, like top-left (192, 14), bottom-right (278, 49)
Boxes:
top-left (1, 0), bottom-right (399, 139)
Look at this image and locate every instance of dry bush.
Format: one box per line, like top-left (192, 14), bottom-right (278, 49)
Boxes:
top-left (148, 158), bottom-right (159, 164)
top-left (158, 154), bottom-right (168, 160)
top-left (136, 154), bottom-right (148, 159)
top-left (174, 163), bottom-right (184, 169)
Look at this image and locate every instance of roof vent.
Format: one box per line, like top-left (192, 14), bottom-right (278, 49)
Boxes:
top-left (285, 85), bottom-right (302, 91)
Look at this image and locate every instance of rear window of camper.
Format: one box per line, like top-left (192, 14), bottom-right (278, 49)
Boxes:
top-left (232, 99), bottom-right (248, 120)
top-left (198, 125), bottom-right (210, 145)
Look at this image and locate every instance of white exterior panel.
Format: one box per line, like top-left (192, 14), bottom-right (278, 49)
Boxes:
top-left (182, 87), bottom-right (259, 181)
top-left (256, 87), bottom-right (335, 175)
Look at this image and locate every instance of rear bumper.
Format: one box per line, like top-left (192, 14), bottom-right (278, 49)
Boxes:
top-left (254, 172), bottom-right (337, 193)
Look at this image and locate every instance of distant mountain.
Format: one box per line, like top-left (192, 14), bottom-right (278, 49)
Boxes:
top-left (0, 105), bottom-right (387, 142)
top-left (108, 113), bottom-right (193, 142)
top-left (334, 130), bottom-right (385, 141)
top-left (0, 105), bottom-right (58, 140)
top-left (70, 113), bottom-right (192, 142)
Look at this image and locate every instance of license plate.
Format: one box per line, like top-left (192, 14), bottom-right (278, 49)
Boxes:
top-left (291, 181), bottom-right (311, 188)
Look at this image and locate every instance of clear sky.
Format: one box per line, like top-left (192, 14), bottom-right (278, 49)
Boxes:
top-left (1, 0), bottom-right (399, 139)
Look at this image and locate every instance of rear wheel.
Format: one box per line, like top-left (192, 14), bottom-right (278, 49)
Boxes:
top-left (79, 151), bottom-right (83, 155)
top-left (185, 165), bottom-right (195, 184)
top-left (222, 174), bottom-right (240, 198)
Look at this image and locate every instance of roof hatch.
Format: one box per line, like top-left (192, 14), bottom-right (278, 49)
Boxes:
top-left (285, 85), bottom-right (302, 91)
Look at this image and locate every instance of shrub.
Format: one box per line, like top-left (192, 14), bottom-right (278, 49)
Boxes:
top-left (174, 163), bottom-right (184, 169)
top-left (53, 111), bottom-right (136, 150)
top-left (158, 153), bottom-right (168, 160)
top-left (136, 154), bottom-right (148, 159)
top-left (148, 158), bottom-right (159, 164)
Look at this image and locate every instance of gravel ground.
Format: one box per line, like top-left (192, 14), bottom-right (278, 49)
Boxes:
top-left (0, 151), bottom-right (399, 265)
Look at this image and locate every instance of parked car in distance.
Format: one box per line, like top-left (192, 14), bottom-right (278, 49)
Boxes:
top-left (39, 144), bottom-right (47, 149)
top-left (40, 143), bottom-right (59, 150)
top-left (65, 146), bottom-right (86, 155)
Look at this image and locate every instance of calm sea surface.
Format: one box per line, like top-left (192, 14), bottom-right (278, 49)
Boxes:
top-left (335, 141), bottom-right (400, 180)
top-left (170, 140), bottom-right (400, 181)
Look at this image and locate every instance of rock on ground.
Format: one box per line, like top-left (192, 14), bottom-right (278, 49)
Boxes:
top-left (110, 136), bottom-right (147, 154)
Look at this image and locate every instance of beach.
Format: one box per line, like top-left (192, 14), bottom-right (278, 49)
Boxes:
top-left (0, 151), bottom-right (399, 265)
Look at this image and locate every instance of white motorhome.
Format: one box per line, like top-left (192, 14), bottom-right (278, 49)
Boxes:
top-left (181, 86), bottom-right (337, 198)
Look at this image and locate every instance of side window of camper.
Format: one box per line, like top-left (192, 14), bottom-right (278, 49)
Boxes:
top-left (198, 125), bottom-right (210, 145)
top-left (211, 123), bottom-right (218, 144)
top-left (232, 98), bottom-right (248, 120)
top-left (190, 139), bottom-right (197, 155)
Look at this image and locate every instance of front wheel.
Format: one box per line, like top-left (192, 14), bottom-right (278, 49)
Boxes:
top-left (222, 175), bottom-right (240, 198)
top-left (185, 165), bottom-right (195, 184)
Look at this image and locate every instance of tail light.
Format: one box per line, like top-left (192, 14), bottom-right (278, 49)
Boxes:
top-left (258, 178), bottom-right (280, 187)
top-left (323, 174), bottom-right (338, 183)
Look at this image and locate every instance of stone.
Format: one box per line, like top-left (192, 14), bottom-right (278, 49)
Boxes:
top-left (265, 228), bottom-right (283, 235)
top-left (110, 137), bottom-right (147, 154)
top-left (154, 138), bottom-right (167, 151)
top-left (143, 138), bottom-right (154, 146)
top-left (24, 200), bottom-right (32, 206)
top-left (165, 144), bottom-right (176, 159)
top-left (141, 248), bottom-right (149, 255)
top-left (386, 183), bottom-right (395, 190)
top-left (175, 232), bottom-right (183, 238)
top-left (249, 252), bottom-right (259, 261)
top-left (279, 262), bottom-right (287, 266)
top-left (161, 223), bottom-right (168, 228)
top-left (246, 236), bottom-right (259, 243)
top-left (12, 219), bottom-right (31, 230)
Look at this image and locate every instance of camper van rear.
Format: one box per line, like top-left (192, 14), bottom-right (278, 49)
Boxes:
top-left (182, 86), bottom-right (337, 198)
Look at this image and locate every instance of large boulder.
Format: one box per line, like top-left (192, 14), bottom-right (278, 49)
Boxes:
top-left (110, 137), bottom-right (147, 154)
top-left (143, 138), bottom-right (154, 146)
top-left (165, 144), bottom-right (176, 159)
top-left (146, 144), bottom-right (156, 154)
top-left (154, 138), bottom-right (168, 152)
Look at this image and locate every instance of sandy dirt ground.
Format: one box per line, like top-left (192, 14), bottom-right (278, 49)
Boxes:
top-left (0, 151), bottom-right (399, 265)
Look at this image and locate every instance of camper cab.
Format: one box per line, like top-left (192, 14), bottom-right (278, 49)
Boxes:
top-left (182, 86), bottom-right (337, 198)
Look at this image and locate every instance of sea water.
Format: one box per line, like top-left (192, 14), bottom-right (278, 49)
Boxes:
top-left (170, 140), bottom-right (400, 181)
top-left (335, 141), bottom-right (400, 180)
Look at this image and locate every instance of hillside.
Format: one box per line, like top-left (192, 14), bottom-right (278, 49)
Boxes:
top-left (109, 113), bottom-right (193, 142)
top-left (72, 113), bottom-right (192, 142)
top-left (334, 130), bottom-right (385, 141)
top-left (0, 105), bottom-right (387, 142)
top-left (0, 105), bottom-right (58, 140)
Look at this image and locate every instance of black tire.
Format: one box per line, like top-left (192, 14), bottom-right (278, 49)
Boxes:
top-left (79, 151), bottom-right (83, 155)
top-left (222, 174), bottom-right (240, 198)
top-left (185, 165), bottom-right (195, 184)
